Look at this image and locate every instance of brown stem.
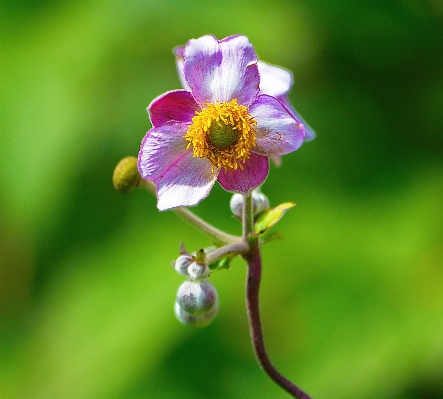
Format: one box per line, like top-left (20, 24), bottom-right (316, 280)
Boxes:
top-left (243, 240), bottom-right (313, 399)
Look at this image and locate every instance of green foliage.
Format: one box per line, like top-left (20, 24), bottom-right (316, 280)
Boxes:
top-left (208, 256), bottom-right (231, 272)
top-left (254, 202), bottom-right (295, 236)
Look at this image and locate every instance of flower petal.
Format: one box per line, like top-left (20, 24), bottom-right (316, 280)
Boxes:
top-left (258, 61), bottom-right (292, 97)
top-left (183, 35), bottom-right (259, 106)
top-left (138, 122), bottom-right (189, 181)
top-left (173, 46), bottom-right (191, 91)
top-left (218, 152), bottom-right (269, 194)
top-left (257, 61), bottom-right (316, 141)
top-left (277, 95), bottom-right (316, 141)
top-left (250, 95), bottom-right (305, 156)
top-left (148, 90), bottom-right (199, 127)
top-left (269, 155), bottom-right (282, 167)
top-left (155, 151), bottom-right (219, 210)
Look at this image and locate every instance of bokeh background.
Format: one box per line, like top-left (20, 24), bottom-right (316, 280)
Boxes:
top-left (2, 1), bottom-right (443, 398)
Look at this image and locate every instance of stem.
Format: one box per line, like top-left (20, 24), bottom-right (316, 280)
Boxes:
top-left (139, 178), bottom-right (241, 245)
top-left (242, 193), bottom-right (312, 399)
top-left (173, 206), bottom-right (240, 246)
top-left (242, 193), bottom-right (254, 241)
top-left (206, 242), bottom-right (248, 265)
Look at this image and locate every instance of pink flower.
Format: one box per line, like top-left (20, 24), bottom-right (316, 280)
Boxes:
top-left (138, 35), bottom-right (306, 210)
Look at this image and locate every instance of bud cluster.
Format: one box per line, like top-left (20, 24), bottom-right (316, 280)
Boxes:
top-left (173, 251), bottom-right (218, 327)
top-left (171, 188), bottom-right (270, 327)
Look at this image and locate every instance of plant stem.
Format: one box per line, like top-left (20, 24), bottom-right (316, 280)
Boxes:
top-left (242, 193), bottom-right (254, 240)
top-left (173, 206), bottom-right (241, 246)
top-left (206, 242), bottom-right (248, 265)
top-left (242, 193), bottom-right (312, 399)
top-left (139, 178), bottom-right (241, 246)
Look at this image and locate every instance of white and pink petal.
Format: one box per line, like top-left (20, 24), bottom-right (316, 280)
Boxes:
top-left (138, 122), bottom-right (189, 181)
top-left (218, 152), bottom-right (269, 194)
top-left (258, 61), bottom-right (316, 141)
top-left (277, 95), bottom-right (316, 141)
top-left (173, 46), bottom-right (191, 91)
top-left (183, 35), bottom-right (259, 106)
top-left (250, 95), bottom-right (305, 156)
top-left (258, 61), bottom-right (293, 97)
top-left (148, 90), bottom-right (199, 127)
top-left (155, 151), bottom-right (218, 210)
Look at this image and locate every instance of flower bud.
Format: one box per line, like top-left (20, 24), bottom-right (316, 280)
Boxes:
top-left (112, 156), bottom-right (141, 193)
top-left (176, 280), bottom-right (218, 316)
top-left (256, 192), bottom-right (270, 213)
top-left (229, 190), bottom-right (270, 217)
top-left (187, 262), bottom-right (209, 280)
top-left (174, 300), bottom-right (218, 327)
top-left (229, 193), bottom-right (244, 218)
top-left (174, 255), bottom-right (193, 276)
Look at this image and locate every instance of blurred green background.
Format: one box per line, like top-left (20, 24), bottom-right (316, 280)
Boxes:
top-left (1, 1), bottom-right (443, 398)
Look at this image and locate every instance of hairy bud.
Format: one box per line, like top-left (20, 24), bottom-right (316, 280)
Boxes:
top-left (229, 193), bottom-right (244, 217)
top-left (174, 300), bottom-right (218, 327)
top-left (113, 156), bottom-right (141, 193)
top-left (187, 262), bottom-right (210, 280)
top-left (176, 280), bottom-right (218, 316)
top-left (256, 192), bottom-right (270, 213)
top-left (230, 189), bottom-right (270, 217)
top-left (174, 255), bottom-right (193, 276)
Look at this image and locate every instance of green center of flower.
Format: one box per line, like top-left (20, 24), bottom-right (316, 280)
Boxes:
top-left (184, 99), bottom-right (257, 172)
top-left (207, 120), bottom-right (239, 148)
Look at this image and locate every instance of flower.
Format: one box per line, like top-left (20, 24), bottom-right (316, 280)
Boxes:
top-left (138, 35), bottom-right (306, 210)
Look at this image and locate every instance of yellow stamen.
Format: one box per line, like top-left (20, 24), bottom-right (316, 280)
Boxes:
top-left (184, 99), bottom-right (257, 172)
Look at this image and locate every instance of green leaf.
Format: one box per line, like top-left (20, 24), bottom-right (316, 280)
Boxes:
top-left (193, 248), bottom-right (206, 264)
top-left (260, 231), bottom-right (284, 245)
top-left (208, 256), bottom-right (231, 271)
top-left (254, 202), bottom-right (295, 236)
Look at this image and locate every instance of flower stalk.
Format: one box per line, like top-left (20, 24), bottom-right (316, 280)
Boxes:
top-left (139, 178), bottom-right (241, 246)
top-left (239, 192), bottom-right (312, 399)
top-left (205, 242), bottom-right (248, 265)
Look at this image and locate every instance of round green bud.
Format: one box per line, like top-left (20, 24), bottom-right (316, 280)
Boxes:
top-left (208, 120), bottom-right (239, 148)
top-left (112, 156), bottom-right (141, 193)
top-left (176, 280), bottom-right (218, 316)
top-left (174, 300), bottom-right (218, 328)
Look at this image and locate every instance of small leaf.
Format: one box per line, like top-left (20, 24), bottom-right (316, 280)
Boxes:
top-left (254, 202), bottom-right (295, 236)
top-left (179, 242), bottom-right (189, 255)
top-left (193, 248), bottom-right (206, 264)
top-left (208, 256), bottom-right (231, 271)
top-left (260, 231), bottom-right (284, 245)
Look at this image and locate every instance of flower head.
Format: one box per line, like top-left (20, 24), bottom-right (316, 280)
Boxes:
top-left (138, 35), bottom-right (306, 210)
